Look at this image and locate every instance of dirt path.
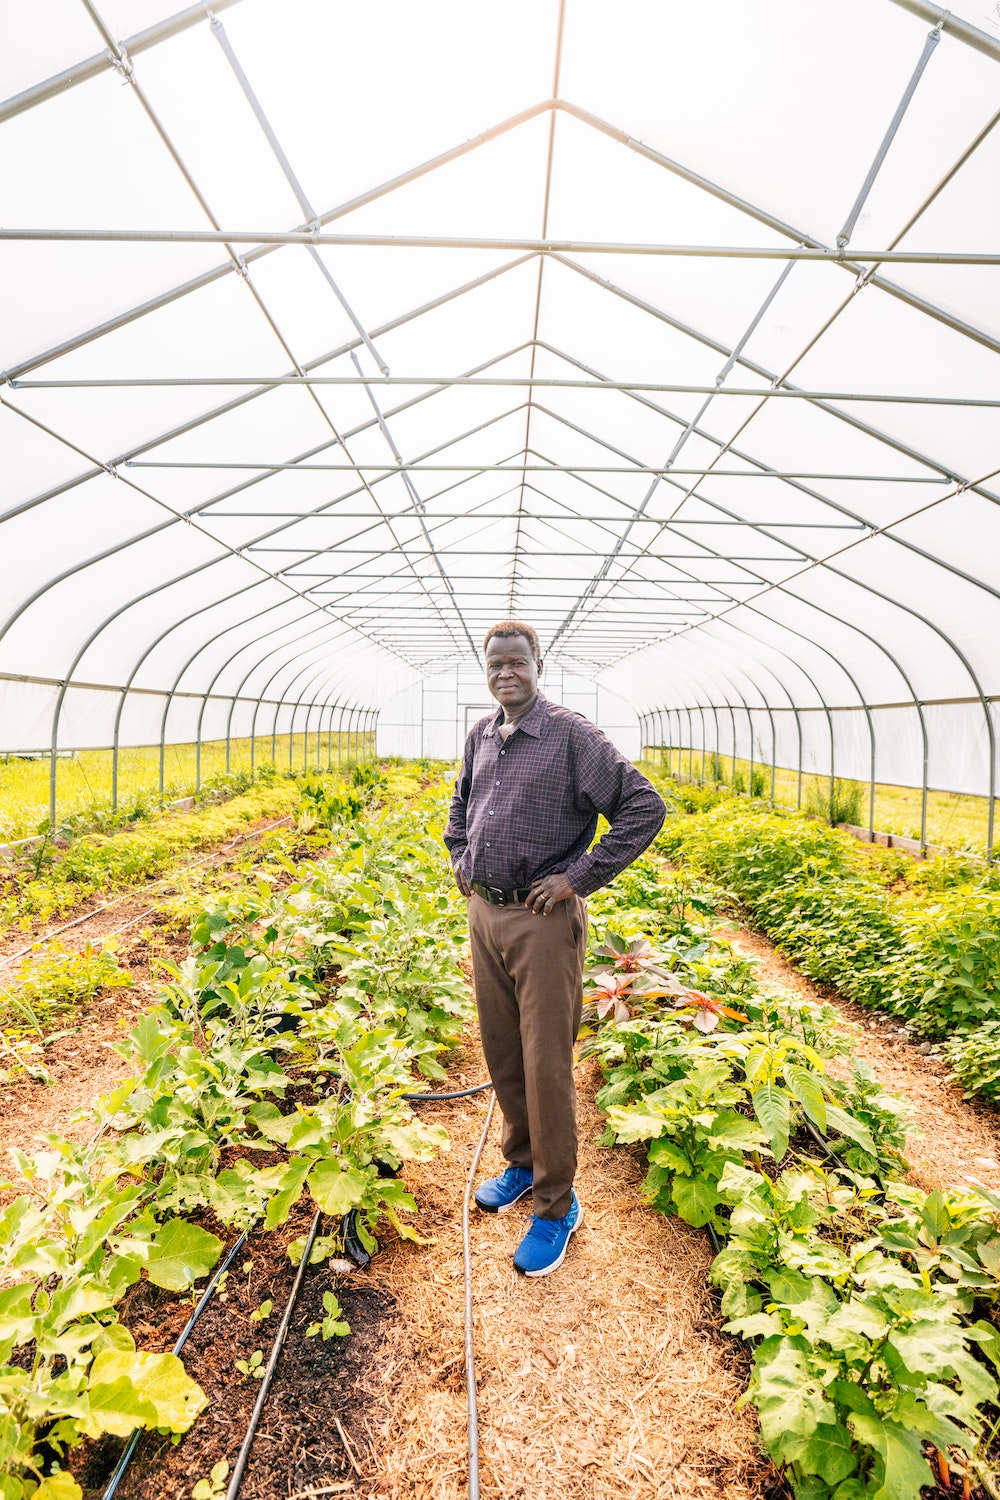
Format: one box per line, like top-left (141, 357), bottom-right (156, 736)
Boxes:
top-left (727, 925), bottom-right (1000, 1196)
top-left (353, 1039), bottom-right (768, 1500)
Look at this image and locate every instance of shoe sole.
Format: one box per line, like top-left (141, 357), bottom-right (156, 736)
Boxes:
top-left (519, 1207), bottom-right (583, 1278)
top-left (474, 1184), bottom-right (533, 1215)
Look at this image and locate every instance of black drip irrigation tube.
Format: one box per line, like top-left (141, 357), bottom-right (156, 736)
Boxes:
top-left (102, 1224), bottom-right (254, 1500)
top-left (99, 1079), bottom-right (497, 1500)
top-left (223, 1210), bottom-right (323, 1500)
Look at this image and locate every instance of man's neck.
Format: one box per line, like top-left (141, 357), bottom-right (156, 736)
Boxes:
top-left (498, 692), bottom-right (538, 738)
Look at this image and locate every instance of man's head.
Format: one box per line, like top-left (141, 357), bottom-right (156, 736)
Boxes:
top-left (483, 621), bottom-right (542, 716)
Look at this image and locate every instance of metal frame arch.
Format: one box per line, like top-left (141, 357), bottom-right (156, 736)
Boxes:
top-left (192, 628), bottom-right (369, 789)
top-left (240, 631), bottom-right (370, 766)
top-left (219, 614), bottom-right (357, 767)
top-left (112, 587), bottom-right (311, 807)
top-left (548, 352), bottom-right (994, 851)
top-left (162, 603), bottom-right (372, 793)
top-left (632, 637), bottom-right (775, 789)
top-left (649, 628), bottom-right (801, 801)
top-left (699, 614), bottom-right (861, 824)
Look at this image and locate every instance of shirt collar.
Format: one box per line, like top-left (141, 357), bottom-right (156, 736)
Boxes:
top-left (482, 692), bottom-right (547, 740)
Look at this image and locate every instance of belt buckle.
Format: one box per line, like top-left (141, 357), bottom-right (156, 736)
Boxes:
top-left (488, 884), bottom-right (506, 906)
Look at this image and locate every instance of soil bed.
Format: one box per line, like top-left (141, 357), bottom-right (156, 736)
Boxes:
top-left (73, 1197), bottom-right (394, 1500)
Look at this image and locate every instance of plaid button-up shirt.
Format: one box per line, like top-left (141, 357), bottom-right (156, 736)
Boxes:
top-left (443, 693), bottom-right (666, 897)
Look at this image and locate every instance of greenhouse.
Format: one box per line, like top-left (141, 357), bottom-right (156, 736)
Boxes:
top-left (3, 0), bottom-right (1000, 1497)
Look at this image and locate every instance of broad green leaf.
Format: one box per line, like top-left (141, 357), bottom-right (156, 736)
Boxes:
top-left (708, 1111), bottom-right (766, 1152)
top-left (723, 1311), bottom-right (781, 1339)
top-left (80, 1375), bottom-right (157, 1438)
top-left (34, 1476), bottom-right (83, 1500)
top-left (605, 1103), bottom-right (669, 1143)
top-left (796, 1423), bottom-right (857, 1485)
top-left (145, 1221), bottom-right (222, 1292)
top-left (91, 1324), bottom-right (136, 1356)
top-left (890, 1392), bottom-right (969, 1453)
top-left (765, 1268), bottom-right (815, 1306)
top-left (785, 1065), bottom-right (828, 1133)
top-left (263, 1154), bottom-right (312, 1230)
top-left (752, 1337), bottom-right (835, 1451)
top-left (87, 1349), bottom-right (208, 1435)
top-left (308, 1159), bottom-right (369, 1215)
top-left (647, 1138), bottom-right (694, 1174)
top-left (752, 1084), bottom-right (790, 1162)
top-left (876, 1425), bottom-right (934, 1500)
top-left (824, 1104), bottom-right (877, 1158)
top-left (920, 1189), bottom-right (950, 1241)
top-left (671, 1176), bottom-right (720, 1227)
top-left (969, 1316), bottom-right (1000, 1371)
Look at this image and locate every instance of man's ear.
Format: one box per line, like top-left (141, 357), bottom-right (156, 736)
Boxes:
top-left (536, 656), bottom-right (544, 675)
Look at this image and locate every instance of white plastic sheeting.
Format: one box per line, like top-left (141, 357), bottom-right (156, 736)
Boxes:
top-left (1, 0), bottom-right (998, 835)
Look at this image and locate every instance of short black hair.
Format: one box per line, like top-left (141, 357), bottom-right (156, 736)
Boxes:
top-left (483, 620), bottom-right (542, 663)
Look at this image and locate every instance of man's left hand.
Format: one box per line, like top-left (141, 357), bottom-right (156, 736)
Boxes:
top-left (525, 871), bottom-right (576, 915)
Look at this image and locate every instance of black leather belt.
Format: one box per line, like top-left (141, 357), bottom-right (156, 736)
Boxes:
top-left (471, 881), bottom-right (533, 907)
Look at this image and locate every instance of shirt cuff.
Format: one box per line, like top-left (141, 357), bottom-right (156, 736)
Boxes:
top-left (564, 853), bottom-right (603, 898)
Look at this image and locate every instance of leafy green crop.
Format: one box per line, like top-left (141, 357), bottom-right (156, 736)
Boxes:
top-left (653, 781), bottom-right (1000, 1046)
top-left (588, 836), bottom-right (1000, 1499)
top-left (0, 772), bottom-right (471, 1497)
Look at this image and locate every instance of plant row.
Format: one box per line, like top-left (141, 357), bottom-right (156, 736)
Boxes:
top-left (585, 853), bottom-right (1000, 1500)
top-left (0, 771), bottom-right (469, 1500)
top-left (648, 777), bottom-right (1000, 1101)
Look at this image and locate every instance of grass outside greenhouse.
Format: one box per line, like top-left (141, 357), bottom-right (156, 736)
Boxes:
top-left (0, 732), bottom-right (375, 844)
top-left (642, 747), bottom-right (994, 856)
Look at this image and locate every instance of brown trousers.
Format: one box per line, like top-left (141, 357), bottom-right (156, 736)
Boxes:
top-left (466, 892), bottom-right (587, 1219)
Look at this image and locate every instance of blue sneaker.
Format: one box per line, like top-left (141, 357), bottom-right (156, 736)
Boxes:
top-left (474, 1166), bottom-right (533, 1214)
top-left (513, 1193), bottom-right (582, 1277)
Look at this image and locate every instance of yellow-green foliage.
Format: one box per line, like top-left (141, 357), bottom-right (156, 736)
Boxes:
top-left (642, 750), bottom-right (994, 854)
top-left (3, 939), bottom-right (132, 1021)
top-left (0, 782), bottom-right (302, 931)
top-left (0, 733), bottom-right (375, 843)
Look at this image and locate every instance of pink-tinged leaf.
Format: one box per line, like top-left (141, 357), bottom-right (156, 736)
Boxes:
top-left (613, 1000), bottom-right (631, 1023)
top-left (693, 1010), bottom-right (720, 1033)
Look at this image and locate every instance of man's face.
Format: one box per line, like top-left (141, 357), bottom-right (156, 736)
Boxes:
top-left (485, 634), bottom-right (541, 714)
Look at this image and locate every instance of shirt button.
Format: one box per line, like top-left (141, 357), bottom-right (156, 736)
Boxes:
top-left (486, 842), bottom-right (490, 847)
top-left (495, 780), bottom-right (500, 786)
top-left (500, 750), bottom-right (505, 756)
top-left (489, 809), bottom-right (494, 815)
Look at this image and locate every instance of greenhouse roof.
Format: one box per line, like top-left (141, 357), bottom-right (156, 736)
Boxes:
top-left (2, 0), bottom-right (999, 753)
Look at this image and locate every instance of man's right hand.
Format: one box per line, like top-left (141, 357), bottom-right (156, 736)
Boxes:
top-left (454, 867), bottom-right (473, 897)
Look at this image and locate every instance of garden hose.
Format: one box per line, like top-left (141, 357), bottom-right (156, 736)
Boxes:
top-left (97, 1081), bottom-right (497, 1500)
top-left (462, 1091), bottom-right (498, 1500)
top-left (402, 1081), bottom-right (494, 1101)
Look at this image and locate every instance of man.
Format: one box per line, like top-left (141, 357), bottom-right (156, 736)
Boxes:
top-left (443, 621), bottom-right (666, 1277)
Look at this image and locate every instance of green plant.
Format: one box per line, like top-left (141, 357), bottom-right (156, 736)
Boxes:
top-left (235, 1350), bottom-right (265, 1380)
top-left (0, 771), bottom-right (467, 1497)
top-left (586, 829), bottom-right (1000, 1498)
top-left (6, 940), bottom-right (132, 1020)
top-left (192, 1460), bottom-right (230, 1500)
top-left (804, 777), bottom-right (865, 827)
top-left (942, 1019), bottom-right (1000, 1100)
top-left (306, 1291), bottom-right (350, 1340)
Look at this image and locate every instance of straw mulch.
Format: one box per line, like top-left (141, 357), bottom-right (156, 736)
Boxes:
top-left (726, 925), bottom-right (1000, 1197)
top-left (331, 1039), bottom-right (772, 1500)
